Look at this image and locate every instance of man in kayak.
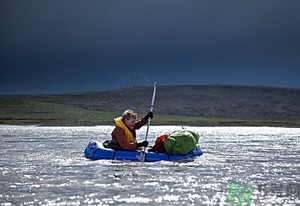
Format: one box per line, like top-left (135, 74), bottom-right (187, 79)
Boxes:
top-left (111, 109), bottom-right (153, 150)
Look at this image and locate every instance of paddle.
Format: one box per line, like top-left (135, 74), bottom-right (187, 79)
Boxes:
top-left (140, 82), bottom-right (157, 162)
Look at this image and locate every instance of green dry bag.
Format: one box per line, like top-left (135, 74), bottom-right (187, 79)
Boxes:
top-left (163, 129), bottom-right (200, 155)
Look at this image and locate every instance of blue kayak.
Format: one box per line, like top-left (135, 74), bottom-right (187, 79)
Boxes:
top-left (84, 141), bottom-right (203, 162)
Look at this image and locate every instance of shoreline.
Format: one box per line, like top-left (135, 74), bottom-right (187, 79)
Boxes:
top-left (1, 122), bottom-right (299, 128)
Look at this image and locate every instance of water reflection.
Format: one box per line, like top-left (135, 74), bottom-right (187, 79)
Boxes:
top-left (0, 125), bottom-right (299, 205)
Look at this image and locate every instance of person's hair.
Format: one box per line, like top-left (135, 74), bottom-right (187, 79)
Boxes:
top-left (122, 109), bottom-right (138, 121)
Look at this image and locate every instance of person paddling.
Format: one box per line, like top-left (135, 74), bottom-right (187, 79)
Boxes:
top-left (111, 109), bottom-right (153, 150)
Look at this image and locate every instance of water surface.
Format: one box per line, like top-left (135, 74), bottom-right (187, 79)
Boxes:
top-left (0, 125), bottom-right (299, 205)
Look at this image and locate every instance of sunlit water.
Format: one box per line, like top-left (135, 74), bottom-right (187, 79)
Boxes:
top-left (0, 125), bottom-right (299, 206)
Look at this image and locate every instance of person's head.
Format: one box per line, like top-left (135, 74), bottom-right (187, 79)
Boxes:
top-left (122, 109), bottom-right (138, 128)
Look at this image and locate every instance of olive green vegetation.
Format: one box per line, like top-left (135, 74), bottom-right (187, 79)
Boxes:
top-left (0, 99), bottom-right (120, 125)
top-left (1, 99), bottom-right (299, 127)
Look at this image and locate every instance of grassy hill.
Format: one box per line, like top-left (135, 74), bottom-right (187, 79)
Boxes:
top-left (1, 84), bottom-right (300, 127)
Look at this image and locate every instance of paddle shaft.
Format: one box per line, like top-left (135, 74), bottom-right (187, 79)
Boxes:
top-left (144, 82), bottom-right (156, 142)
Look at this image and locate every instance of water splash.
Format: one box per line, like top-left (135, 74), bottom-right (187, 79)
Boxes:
top-left (116, 73), bottom-right (151, 88)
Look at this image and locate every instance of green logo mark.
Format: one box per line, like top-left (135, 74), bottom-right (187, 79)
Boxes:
top-left (226, 181), bottom-right (254, 206)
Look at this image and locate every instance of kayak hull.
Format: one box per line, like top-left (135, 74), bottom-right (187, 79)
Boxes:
top-left (84, 141), bottom-right (203, 162)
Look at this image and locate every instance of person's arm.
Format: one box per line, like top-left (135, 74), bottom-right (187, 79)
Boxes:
top-left (133, 118), bottom-right (147, 129)
top-left (113, 127), bottom-right (137, 150)
top-left (134, 112), bottom-right (154, 129)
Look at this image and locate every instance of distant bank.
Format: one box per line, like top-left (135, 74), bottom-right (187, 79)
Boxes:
top-left (1, 84), bottom-right (300, 127)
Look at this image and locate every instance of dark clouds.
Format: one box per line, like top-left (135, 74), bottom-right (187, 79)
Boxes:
top-left (1, 1), bottom-right (300, 94)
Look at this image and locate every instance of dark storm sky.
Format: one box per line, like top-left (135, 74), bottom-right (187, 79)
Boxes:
top-left (1, 0), bottom-right (299, 94)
